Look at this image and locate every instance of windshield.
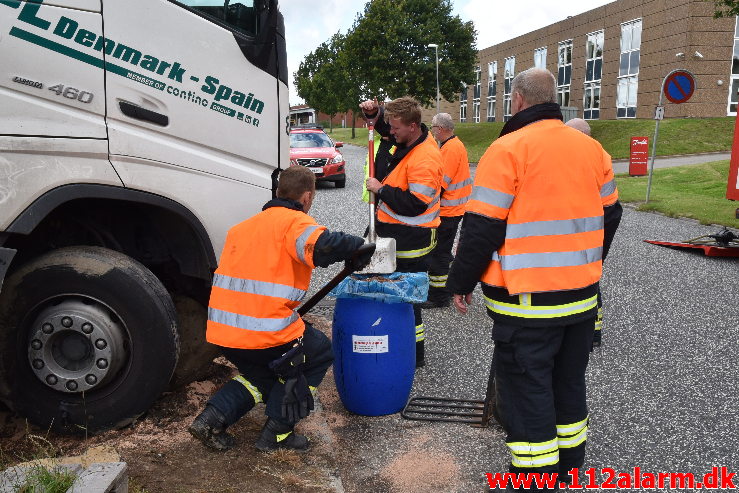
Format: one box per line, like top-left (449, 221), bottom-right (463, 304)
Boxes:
top-left (290, 132), bottom-right (334, 148)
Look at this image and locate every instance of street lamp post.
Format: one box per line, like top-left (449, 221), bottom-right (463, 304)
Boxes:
top-left (428, 43), bottom-right (439, 114)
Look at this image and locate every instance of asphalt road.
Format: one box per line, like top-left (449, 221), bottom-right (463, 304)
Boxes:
top-left (306, 143), bottom-right (739, 492)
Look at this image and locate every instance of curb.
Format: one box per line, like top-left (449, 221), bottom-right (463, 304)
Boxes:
top-left (0, 462), bottom-right (127, 493)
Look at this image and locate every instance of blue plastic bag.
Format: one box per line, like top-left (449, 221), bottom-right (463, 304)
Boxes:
top-left (329, 272), bottom-right (429, 304)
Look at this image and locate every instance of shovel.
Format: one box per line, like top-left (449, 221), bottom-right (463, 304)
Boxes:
top-left (358, 124), bottom-right (396, 274)
top-left (297, 243), bottom-right (377, 316)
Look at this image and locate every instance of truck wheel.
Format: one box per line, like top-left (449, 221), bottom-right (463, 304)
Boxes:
top-left (0, 246), bottom-right (179, 434)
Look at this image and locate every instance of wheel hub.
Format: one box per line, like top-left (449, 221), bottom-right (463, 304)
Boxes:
top-left (27, 299), bottom-right (126, 393)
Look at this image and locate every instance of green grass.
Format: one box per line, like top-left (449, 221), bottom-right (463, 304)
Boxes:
top-left (326, 117), bottom-right (735, 162)
top-left (616, 160), bottom-right (739, 228)
top-left (17, 464), bottom-right (76, 493)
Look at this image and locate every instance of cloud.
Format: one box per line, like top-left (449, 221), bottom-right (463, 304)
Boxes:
top-left (282, 0), bottom-right (615, 105)
top-left (456, 0), bottom-right (614, 49)
top-left (281, 0), bottom-right (365, 104)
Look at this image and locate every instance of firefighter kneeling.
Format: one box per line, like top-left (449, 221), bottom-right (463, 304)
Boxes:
top-left (189, 166), bottom-right (372, 451)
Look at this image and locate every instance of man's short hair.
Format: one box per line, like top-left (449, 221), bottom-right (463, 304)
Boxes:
top-left (384, 96), bottom-right (422, 126)
top-left (565, 118), bottom-right (591, 136)
top-left (432, 113), bottom-right (454, 131)
top-left (277, 165), bottom-right (316, 200)
top-left (511, 68), bottom-right (557, 106)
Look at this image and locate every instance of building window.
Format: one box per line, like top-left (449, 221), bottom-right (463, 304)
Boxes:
top-left (487, 60), bottom-right (497, 122)
top-left (504, 56), bottom-right (515, 121)
top-left (460, 83), bottom-right (468, 123)
top-left (534, 47), bottom-right (547, 69)
top-left (617, 19), bottom-right (641, 118)
top-left (557, 40), bottom-right (572, 107)
top-left (728, 16), bottom-right (739, 115)
top-left (473, 65), bottom-right (481, 123)
top-left (584, 30), bottom-right (604, 120)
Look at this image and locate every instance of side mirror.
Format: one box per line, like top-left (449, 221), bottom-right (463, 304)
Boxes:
top-left (334, 142), bottom-right (344, 148)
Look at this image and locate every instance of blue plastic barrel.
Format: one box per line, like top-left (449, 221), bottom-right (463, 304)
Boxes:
top-left (332, 297), bottom-right (415, 416)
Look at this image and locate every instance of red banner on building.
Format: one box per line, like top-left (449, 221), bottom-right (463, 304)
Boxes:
top-left (629, 136), bottom-right (649, 176)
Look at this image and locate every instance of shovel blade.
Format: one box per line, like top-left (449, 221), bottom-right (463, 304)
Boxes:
top-left (359, 237), bottom-right (396, 274)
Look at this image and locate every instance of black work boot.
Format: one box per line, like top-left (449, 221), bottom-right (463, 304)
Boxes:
top-left (254, 418), bottom-right (310, 452)
top-left (188, 405), bottom-right (236, 451)
top-left (415, 340), bottom-right (426, 368)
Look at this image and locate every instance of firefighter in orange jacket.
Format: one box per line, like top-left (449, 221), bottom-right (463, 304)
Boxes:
top-left (422, 112), bottom-right (472, 309)
top-left (189, 166), bottom-right (372, 452)
top-left (447, 68), bottom-right (622, 490)
top-left (361, 96), bottom-right (444, 367)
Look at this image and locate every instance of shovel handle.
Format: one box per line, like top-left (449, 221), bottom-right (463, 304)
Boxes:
top-left (297, 243), bottom-right (376, 316)
top-left (368, 124), bottom-right (377, 242)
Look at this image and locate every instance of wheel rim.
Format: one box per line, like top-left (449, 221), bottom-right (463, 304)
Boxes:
top-left (27, 298), bottom-right (128, 393)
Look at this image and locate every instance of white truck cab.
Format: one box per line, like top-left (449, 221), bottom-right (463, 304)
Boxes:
top-left (0, 0), bottom-right (289, 433)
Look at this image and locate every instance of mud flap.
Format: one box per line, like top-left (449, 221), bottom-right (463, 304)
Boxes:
top-left (0, 247), bottom-right (16, 293)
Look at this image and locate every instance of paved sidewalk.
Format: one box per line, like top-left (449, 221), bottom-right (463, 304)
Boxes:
top-left (611, 151), bottom-right (730, 174)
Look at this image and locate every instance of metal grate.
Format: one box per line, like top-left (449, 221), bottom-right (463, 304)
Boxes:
top-left (402, 357), bottom-right (499, 428)
top-left (297, 158), bottom-right (327, 167)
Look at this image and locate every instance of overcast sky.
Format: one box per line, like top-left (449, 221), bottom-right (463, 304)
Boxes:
top-left (280, 0), bottom-right (615, 105)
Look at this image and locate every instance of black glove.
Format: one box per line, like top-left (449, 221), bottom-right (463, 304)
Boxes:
top-left (269, 340), bottom-right (314, 422)
top-left (345, 242), bottom-right (376, 271)
top-left (282, 373), bottom-right (314, 423)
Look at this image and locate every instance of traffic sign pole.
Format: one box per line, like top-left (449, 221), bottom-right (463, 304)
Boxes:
top-left (646, 69), bottom-right (696, 203)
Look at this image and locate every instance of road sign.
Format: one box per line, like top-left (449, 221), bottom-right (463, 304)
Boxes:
top-left (654, 106), bottom-right (664, 120)
top-left (629, 137), bottom-right (649, 176)
top-left (663, 70), bottom-right (695, 104)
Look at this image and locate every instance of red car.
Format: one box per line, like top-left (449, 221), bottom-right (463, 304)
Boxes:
top-left (289, 125), bottom-right (346, 188)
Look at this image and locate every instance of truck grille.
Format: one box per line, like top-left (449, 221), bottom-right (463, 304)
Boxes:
top-left (297, 158), bottom-right (328, 167)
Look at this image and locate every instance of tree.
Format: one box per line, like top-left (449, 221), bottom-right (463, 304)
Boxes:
top-left (343, 0), bottom-right (477, 107)
top-left (294, 33), bottom-right (362, 136)
top-left (712, 0), bottom-right (739, 17)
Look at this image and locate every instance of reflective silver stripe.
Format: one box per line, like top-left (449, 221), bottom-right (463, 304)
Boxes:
top-left (212, 274), bottom-right (306, 302)
top-left (485, 295), bottom-right (597, 318)
top-left (558, 428), bottom-right (587, 448)
top-left (505, 216), bottom-right (604, 239)
top-left (446, 177), bottom-right (473, 191)
top-left (600, 179), bottom-right (616, 197)
top-left (443, 174), bottom-right (452, 188)
top-left (233, 375), bottom-right (263, 404)
top-left (470, 185), bottom-right (514, 209)
top-left (507, 439), bottom-right (558, 454)
top-left (557, 417), bottom-right (588, 435)
top-left (511, 451), bottom-right (559, 468)
top-left (379, 203), bottom-right (440, 226)
top-left (295, 225), bottom-right (320, 265)
top-left (441, 196), bottom-right (470, 207)
top-left (500, 247), bottom-right (602, 270)
top-left (208, 307), bottom-right (298, 332)
top-left (409, 182), bottom-right (436, 199)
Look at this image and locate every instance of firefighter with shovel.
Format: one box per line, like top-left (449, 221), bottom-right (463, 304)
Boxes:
top-left (360, 96), bottom-right (444, 367)
top-left (189, 166), bottom-right (374, 452)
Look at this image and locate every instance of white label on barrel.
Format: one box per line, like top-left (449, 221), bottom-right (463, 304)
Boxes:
top-left (352, 335), bottom-right (389, 353)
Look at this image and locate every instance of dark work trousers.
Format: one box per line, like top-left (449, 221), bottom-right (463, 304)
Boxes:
top-left (593, 289), bottom-right (603, 349)
top-left (493, 317), bottom-right (595, 491)
top-left (426, 215), bottom-right (462, 303)
top-left (396, 256), bottom-right (429, 363)
top-left (207, 322), bottom-right (333, 427)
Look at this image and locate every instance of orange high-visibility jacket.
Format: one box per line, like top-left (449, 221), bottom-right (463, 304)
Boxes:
top-left (439, 135), bottom-right (472, 217)
top-left (377, 133), bottom-right (444, 228)
top-left (206, 206), bottom-right (325, 349)
top-left (467, 119), bottom-right (618, 295)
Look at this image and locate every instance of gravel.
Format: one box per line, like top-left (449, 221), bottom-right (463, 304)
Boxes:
top-left (307, 143), bottom-right (739, 492)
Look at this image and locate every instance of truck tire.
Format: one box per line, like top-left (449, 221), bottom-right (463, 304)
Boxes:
top-left (0, 246), bottom-right (179, 434)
